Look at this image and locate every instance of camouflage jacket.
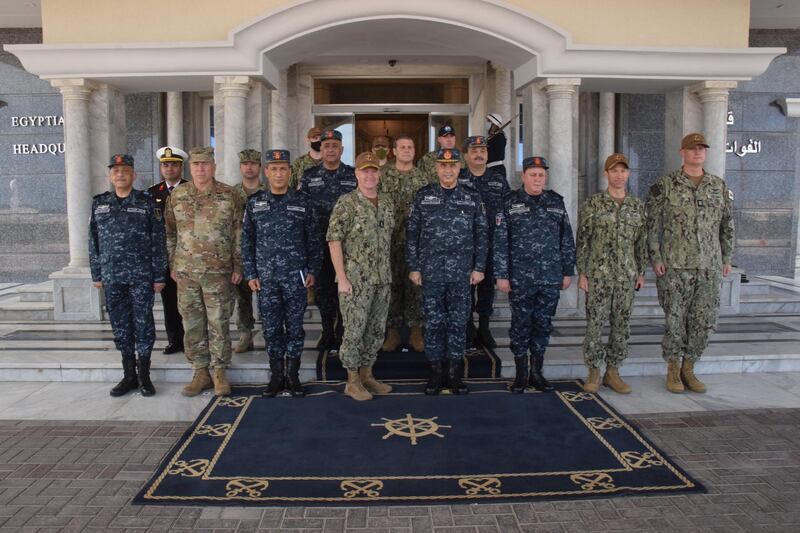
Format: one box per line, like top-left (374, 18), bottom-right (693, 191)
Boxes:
top-left (88, 189), bottom-right (167, 285)
top-left (576, 191), bottom-right (647, 282)
top-left (417, 149), bottom-right (466, 183)
top-left (233, 181), bottom-right (264, 208)
top-left (406, 182), bottom-right (488, 283)
top-left (459, 165), bottom-right (510, 244)
top-left (241, 189), bottom-right (323, 284)
top-left (379, 162), bottom-right (433, 242)
top-left (494, 189), bottom-right (576, 287)
top-left (164, 180), bottom-right (243, 275)
top-left (291, 153), bottom-right (322, 190)
top-left (327, 190), bottom-right (395, 286)
top-left (298, 162), bottom-right (357, 236)
top-left (646, 169), bottom-right (735, 270)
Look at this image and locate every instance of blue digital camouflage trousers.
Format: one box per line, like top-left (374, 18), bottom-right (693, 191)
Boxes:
top-left (104, 282), bottom-right (155, 360)
top-left (509, 284), bottom-right (560, 358)
top-left (259, 278), bottom-right (307, 361)
top-left (422, 281), bottom-right (471, 361)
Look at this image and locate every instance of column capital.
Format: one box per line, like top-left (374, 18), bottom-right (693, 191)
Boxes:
top-left (536, 78), bottom-right (581, 99)
top-left (50, 78), bottom-right (96, 100)
top-left (690, 80), bottom-right (738, 103)
top-left (215, 75), bottom-right (253, 97)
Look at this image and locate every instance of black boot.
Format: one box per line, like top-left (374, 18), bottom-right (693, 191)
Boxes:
top-left (110, 357), bottom-right (138, 397)
top-left (286, 357), bottom-right (305, 397)
top-left (263, 357), bottom-right (285, 397)
top-left (424, 360), bottom-right (443, 395)
top-left (466, 320), bottom-right (478, 350)
top-left (316, 313), bottom-right (335, 350)
top-left (529, 354), bottom-right (554, 392)
top-left (477, 315), bottom-right (496, 349)
top-left (448, 358), bottom-right (469, 395)
top-left (511, 357), bottom-right (527, 393)
top-left (137, 357), bottom-right (156, 397)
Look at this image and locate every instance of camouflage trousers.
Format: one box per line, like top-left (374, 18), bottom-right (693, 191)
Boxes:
top-left (339, 283), bottom-right (390, 371)
top-left (582, 277), bottom-right (635, 368)
top-left (104, 282), bottom-right (155, 360)
top-left (656, 269), bottom-right (721, 362)
top-left (510, 283), bottom-right (560, 358)
top-left (177, 272), bottom-right (233, 370)
top-left (422, 280), bottom-right (471, 361)
top-left (233, 278), bottom-right (256, 332)
top-left (387, 239), bottom-right (423, 328)
top-left (258, 277), bottom-right (307, 361)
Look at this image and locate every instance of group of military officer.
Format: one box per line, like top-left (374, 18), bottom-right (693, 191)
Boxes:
top-left (88, 115), bottom-right (732, 400)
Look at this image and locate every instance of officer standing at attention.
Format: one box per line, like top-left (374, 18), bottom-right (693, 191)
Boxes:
top-left (647, 133), bottom-right (734, 394)
top-left (232, 149), bottom-right (264, 354)
top-left (328, 152), bottom-right (395, 401)
top-left (371, 135), bottom-right (392, 168)
top-left (379, 134), bottom-right (432, 352)
top-left (242, 150), bottom-right (322, 398)
top-left (148, 146), bottom-right (187, 355)
top-left (576, 153), bottom-right (646, 394)
top-left (485, 112), bottom-right (508, 179)
top-left (459, 135), bottom-right (510, 349)
top-left (417, 125), bottom-right (465, 180)
top-left (165, 147), bottom-right (243, 397)
top-left (89, 154), bottom-right (166, 397)
top-left (494, 157), bottom-right (576, 393)
top-left (291, 127), bottom-right (323, 190)
top-left (299, 129), bottom-right (357, 350)
top-left (407, 148), bottom-right (487, 395)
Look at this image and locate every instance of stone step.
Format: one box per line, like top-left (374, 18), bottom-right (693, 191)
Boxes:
top-left (16, 281), bottom-right (54, 303)
top-left (0, 297), bottom-right (54, 321)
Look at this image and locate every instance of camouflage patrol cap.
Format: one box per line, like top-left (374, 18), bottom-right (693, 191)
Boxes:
top-left (355, 151), bottom-right (380, 170)
top-left (320, 129), bottom-right (343, 142)
top-left (108, 154), bottom-right (134, 168)
top-left (436, 148), bottom-right (461, 163)
top-left (522, 156), bottom-right (548, 170)
top-left (188, 146), bottom-right (215, 163)
top-left (604, 153), bottom-right (629, 171)
top-left (307, 127), bottom-right (322, 139)
top-left (464, 135), bottom-right (488, 149)
top-left (681, 133), bottom-right (710, 149)
top-left (264, 149), bottom-right (290, 165)
top-left (238, 149), bottom-right (262, 164)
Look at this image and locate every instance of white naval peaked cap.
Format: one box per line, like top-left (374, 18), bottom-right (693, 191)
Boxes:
top-left (156, 146), bottom-right (189, 162)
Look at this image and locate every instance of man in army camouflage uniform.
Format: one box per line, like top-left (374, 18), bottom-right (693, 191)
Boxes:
top-left (494, 156), bottom-right (576, 393)
top-left (417, 125), bottom-right (465, 180)
top-left (291, 127), bottom-right (323, 190)
top-left (379, 134), bottom-right (433, 352)
top-left (647, 133), bottom-right (735, 394)
top-left (299, 129), bottom-right (358, 350)
top-left (327, 152), bottom-right (395, 401)
top-left (407, 148), bottom-right (487, 395)
top-left (165, 147), bottom-right (244, 397)
top-left (242, 149), bottom-right (323, 398)
top-left (371, 135), bottom-right (392, 168)
top-left (89, 154), bottom-right (166, 397)
top-left (576, 153), bottom-right (646, 394)
top-left (232, 149), bottom-right (264, 354)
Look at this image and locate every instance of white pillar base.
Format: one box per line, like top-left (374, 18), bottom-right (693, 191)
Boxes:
top-left (49, 267), bottom-right (103, 321)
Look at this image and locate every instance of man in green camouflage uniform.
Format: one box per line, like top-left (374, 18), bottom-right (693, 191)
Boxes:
top-left (576, 153), bottom-right (646, 395)
top-left (290, 127), bottom-right (322, 190)
top-left (378, 134), bottom-right (433, 352)
top-left (327, 152), bottom-right (395, 401)
top-left (417, 124), bottom-right (465, 181)
top-left (647, 133), bottom-right (735, 394)
top-left (232, 149), bottom-right (264, 353)
top-left (165, 147), bottom-right (244, 397)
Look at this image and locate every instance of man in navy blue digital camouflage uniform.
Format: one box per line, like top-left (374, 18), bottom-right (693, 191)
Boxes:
top-left (89, 154), bottom-right (167, 397)
top-left (406, 148), bottom-right (488, 395)
top-left (494, 156), bottom-right (576, 393)
top-left (243, 149), bottom-right (323, 397)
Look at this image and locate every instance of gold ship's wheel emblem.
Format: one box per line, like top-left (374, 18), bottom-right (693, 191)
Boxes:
top-left (372, 413), bottom-right (451, 445)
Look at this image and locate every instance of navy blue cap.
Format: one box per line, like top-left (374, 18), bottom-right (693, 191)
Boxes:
top-left (438, 125), bottom-right (455, 137)
top-left (265, 149), bottom-right (290, 164)
top-left (321, 129), bottom-right (343, 142)
top-left (522, 156), bottom-right (548, 170)
top-left (464, 135), bottom-right (488, 148)
top-left (108, 154), bottom-right (134, 168)
top-left (436, 148), bottom-right (461, 162)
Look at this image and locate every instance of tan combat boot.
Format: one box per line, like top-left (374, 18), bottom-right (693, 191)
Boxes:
top-left (582, 367), bottom-right (601, 393)
top-left (409, 326), bottom-right (425, 353)
top-left (234, 331), bottom-right (254, 353)
top-left (603, 367), bottom-right (632, 394)
top-left (360, 366), bottom-right (392, 394)
top-left (666, 359), bottom-right (685, 393)
top-left (182, 368), bottom-right (213, 397)
top-left (211, 367), bottom-right (231, 396)
top-left (344, 369), bottom-right (372, 401)
top-left (680, 359), bottom-right (707, 393)
top-left (381, 328), bottom-right (401, 352)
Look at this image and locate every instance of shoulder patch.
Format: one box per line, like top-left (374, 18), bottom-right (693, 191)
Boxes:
top-left (649, 182), bottom-right (663, 198)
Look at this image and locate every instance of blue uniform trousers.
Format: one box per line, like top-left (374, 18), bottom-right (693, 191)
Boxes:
top-left (509, 284), bottom-right (560, 358)
top-left (422, 280), bottom-right (471, 361)
top-left (105, 282), bottom-right (156, 360)
top-left (259, 278), bottom-right (307, 361)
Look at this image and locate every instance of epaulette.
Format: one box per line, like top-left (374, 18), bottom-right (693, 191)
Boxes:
top-left (92, 191), bottom-right (111, 200)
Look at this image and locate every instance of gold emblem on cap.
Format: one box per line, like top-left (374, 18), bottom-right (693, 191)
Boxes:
top-left (444, 151), bottom-right (452, 160)
top-left (273, 151), bottom-right (282, 160)
top-left (164, 148), bottom-right (172, 158)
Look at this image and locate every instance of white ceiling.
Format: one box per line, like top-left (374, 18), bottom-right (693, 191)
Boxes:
top-left (0, 0), bottom-right (41, 28)
top-left (750, 0), bottom-right (800, 29)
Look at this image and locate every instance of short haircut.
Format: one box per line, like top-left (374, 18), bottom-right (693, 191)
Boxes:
top-left (393, 134), bottom-right (414, 148)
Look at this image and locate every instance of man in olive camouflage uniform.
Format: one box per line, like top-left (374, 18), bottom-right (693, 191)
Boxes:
top-left (232, 149), bottom-right (264, 354)
top-left (165, 147), bottom-right (244, 397)
top-left (647, 133), bottom-right (735, 394)
top-left (378, 134), bottom-right (433, 352)
top-left (327, 152), bottom-right (395, 401)
top-left (576, 153), bottom-right (646, 394)
top-left (291, 127), bottom-right (323, 190)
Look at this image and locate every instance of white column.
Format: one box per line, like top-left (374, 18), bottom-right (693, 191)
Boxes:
top-left (269, 70), bottom-right (290, 150)
top-left (493, 64), bottom-right (514, 175)
top-left (598, 92), bottom-right (615, 190)
top-left (166, 91), bottom-right (184, 148)
top-left (691, 81), bottom-right (737, 178)
top-left (522, 83), bottom-right (548, 160)
top-left (215, 76), bottom-right (252, 185)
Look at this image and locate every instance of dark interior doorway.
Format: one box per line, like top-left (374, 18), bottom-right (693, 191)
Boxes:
top-left (354, 114), bottom-right (428, 164)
